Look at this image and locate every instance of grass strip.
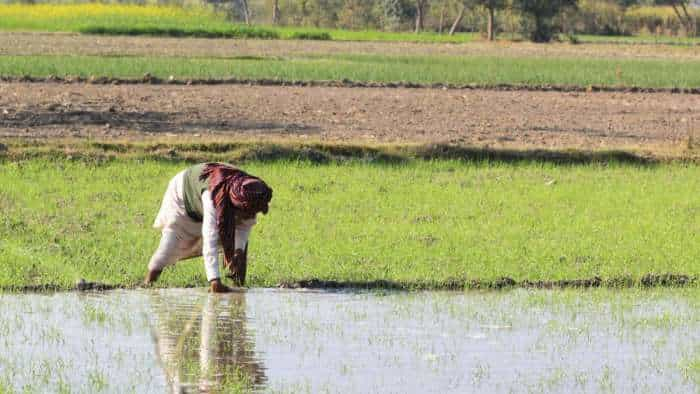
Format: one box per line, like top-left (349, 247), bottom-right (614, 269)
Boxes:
top-left (2, 53), bottom-right (700, 89)
top-left (0, 139), bottom-right (667, 165)
top-left (0, 158), bottom-right (698, 291)
top-left (569, 34), bottom-right (700, 46)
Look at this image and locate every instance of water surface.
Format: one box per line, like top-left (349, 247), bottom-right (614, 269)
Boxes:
top-left (0, 288), bottom-right (698, 393)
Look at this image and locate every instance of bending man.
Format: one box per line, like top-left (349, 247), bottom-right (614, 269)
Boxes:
top-left (145, 163), bottom-right (273, 293)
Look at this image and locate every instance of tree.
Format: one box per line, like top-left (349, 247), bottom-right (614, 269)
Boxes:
top-left (383, 0), bottom-right (404, 31)
top-left (655, 0), bottom-right (696, 36)
top-left (474, 0), bottom-right (507, 40)
top-left (229, 0), bottom-right (251, 24)
top-left (241, 0), bottom-right (251, 24)
top-left (449, 4), bottom-right (466, 34)
top-left (415, 0), bottom-right (430, 32)
top-left (272, 0), bottom-right (281, 24)
top-left (284, 0), bottom-right (344, 27)
top-left (446, 0), bottom-right (503, 39)
top-left (515, 0), bottom-right (578, 42)
top-left (338, 0), bottom-right (377, 29)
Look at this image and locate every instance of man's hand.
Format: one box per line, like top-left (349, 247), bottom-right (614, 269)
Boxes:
top-left (226, 248), bottom-right (248, 286)
top-left (144, 269), bottom-right (162, 286)
top-left (209, 278), bottom-right (233, 293)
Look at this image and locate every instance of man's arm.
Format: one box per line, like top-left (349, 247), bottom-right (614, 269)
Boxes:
top-left (228, 218), bottom-right (255, 285)
top-left (202, 190), bottom-right (231, 293)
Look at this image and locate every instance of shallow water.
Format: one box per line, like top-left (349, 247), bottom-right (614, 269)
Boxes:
top-left (0, 288), bottom-right (698, 393)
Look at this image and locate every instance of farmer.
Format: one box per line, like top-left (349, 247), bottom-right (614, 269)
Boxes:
top-left (144, 163), bottom-right (273, 293)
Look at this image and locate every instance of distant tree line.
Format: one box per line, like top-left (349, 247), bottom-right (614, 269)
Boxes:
top-left (208, 0), bottom-right (698, 41)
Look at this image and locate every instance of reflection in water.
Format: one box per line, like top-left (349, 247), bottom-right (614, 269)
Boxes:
top-left (149, 291), bottom-right (266, 393)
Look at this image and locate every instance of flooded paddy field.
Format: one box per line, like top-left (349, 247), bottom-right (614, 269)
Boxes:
top-left (0, 288), bottom-right (698, 393)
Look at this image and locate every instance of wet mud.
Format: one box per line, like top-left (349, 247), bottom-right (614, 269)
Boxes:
top-left (5, 75), bottom-right (700, 95)
top-left (278, 273), bottom-right (697, 291)
top-left (3, 273), bottom-right (696, 293)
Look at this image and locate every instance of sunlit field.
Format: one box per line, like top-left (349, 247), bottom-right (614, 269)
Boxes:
top-left (0, 157), bottom-right (698, 291)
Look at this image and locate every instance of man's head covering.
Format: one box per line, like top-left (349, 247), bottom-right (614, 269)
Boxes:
top-left (228, 176), bottom-right (272, 215)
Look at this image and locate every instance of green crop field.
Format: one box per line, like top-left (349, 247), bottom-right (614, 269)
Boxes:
top-left (0, 155), bottom-right (697, 291)
top-left (3, 52), bottom-right (700, 89)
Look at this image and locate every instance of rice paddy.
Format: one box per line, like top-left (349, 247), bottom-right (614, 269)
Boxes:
top-left (3, 52), bottom-right (700, 89)
top-left (0, 158), bottom-right (698, 291)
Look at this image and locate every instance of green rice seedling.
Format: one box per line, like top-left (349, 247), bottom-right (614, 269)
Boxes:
top-left (2, 53), bottom-right (700, 89)
top-left (0, 159), bottom-right (698, 290)
top-left (82, 304), bottom-right (109, 325)
top-left (87, 370), bottom-right (108, 392)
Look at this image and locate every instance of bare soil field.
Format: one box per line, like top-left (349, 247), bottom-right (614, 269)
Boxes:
top-left (2, 32), bottom-right (700, 60)
top-left (1, 82), bottom-right (697, 157)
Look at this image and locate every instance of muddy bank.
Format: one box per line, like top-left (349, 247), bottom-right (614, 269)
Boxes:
top-left (4, 273), bottom-right (696, 293)
top-left (4, 75), bottom-right (700, 95)
top-left (279, 273), bottom-right (697, 291)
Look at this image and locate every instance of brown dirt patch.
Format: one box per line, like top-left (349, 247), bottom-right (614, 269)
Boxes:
top-left (1, 82), bottom-right (698, 158)
top-left (3, 32), bottom-right (700, 60)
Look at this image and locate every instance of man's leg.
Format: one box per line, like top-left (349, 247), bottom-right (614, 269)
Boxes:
top-left (145, 230), bottom-right (185, 285)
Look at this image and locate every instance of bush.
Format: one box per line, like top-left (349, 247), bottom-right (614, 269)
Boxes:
top-left (289, 31), bottom-right (332, 40)
top-left (572, 0), bottom-right (627, 35)
top-left (624, 6), bottom-right (698, 36)
top-left (516, 0), bottom-right (578, 42)
top-left (559, 4), bottom-right (699, 37)
top-left (79, 25), bottom-right (281, 39)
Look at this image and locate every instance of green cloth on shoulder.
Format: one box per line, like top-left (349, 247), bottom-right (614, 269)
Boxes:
top-left (182, 163), bottom-right (210, 222)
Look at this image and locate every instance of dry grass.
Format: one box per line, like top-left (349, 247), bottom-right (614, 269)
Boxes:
top-left (1, 137), bottom-right (698, 165)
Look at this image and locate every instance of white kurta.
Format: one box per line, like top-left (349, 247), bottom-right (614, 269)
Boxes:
top-left (149, 170), bottom-right (256, 281)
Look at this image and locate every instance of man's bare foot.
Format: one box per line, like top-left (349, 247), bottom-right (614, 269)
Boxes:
top-left (144, 269), bottom-right (162, 286)
top-left (209, 279), bottom-right (233, 293)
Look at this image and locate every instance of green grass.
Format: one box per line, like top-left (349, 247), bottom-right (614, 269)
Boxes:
top-left (2, 52), bottom-right (700, 89)
top-left (682, 355), bottom-right (700, 384)
top-left (0, 380), bottom-right (11, 394)
top-left (0, 158), bottom-right (698, 291)
top-left (570, 34), bottom-right (700, 46)
top-left (691, 360), bottom-right (700, 384)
